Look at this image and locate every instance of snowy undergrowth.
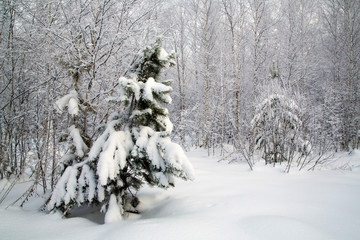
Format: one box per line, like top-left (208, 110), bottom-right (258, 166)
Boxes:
top-left (1, 149), bottom-right (360, 240)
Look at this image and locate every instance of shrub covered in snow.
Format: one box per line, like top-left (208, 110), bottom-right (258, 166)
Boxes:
top-left (48, 39), bottom-right (194, 223)
top-left (251, 94), bottom-right (311, 167)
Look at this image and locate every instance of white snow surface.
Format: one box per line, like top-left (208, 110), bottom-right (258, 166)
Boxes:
top-left (119, 77), bottom-right (140, 101)
top-left (104, 194), bottom-right (123, 223)
top-left (1, 149), bottom-right (360, 240)
top-left (68, 125), bottom-right (88, 158)
top-left (97, 130), bottom-right (132, 186)
top-left (143, 77), bottom-right (172, 104)
top-left (158, 47), bottom-right (169, 61)
top-left (55, 90), bottom-right (79, 116)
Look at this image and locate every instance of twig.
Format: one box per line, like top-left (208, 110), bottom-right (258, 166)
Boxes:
top-left (0, 178), bottom-right (17, 205)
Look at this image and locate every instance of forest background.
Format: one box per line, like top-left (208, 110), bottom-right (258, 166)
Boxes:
top-left (0, 0), bottom-right (359, 191)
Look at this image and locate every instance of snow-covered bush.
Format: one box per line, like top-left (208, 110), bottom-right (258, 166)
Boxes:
top-left (48, 39), bottom-right (194, 223)
top-left (251, 94), bottom-right (311, 167)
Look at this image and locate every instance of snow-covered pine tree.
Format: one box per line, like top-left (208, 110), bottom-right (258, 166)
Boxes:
top-left (49, 89), bottom-right (93, 213)
top-left (122, 39), bottom-right (195, 188)
top-left (49, 35), bottom-right (94, 212)
top-left (48, 39), bottom-right (194, 223)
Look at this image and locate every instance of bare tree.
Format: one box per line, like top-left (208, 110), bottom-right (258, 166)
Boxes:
top-left (322, 0), bottom-right (360, 151)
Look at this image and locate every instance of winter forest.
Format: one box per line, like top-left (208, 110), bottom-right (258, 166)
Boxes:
top-left (1, 0), bottom-right (360, 237)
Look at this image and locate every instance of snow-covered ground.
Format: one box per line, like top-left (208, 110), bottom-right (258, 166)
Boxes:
top-left (1, 149), bottom-right (360, 240)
